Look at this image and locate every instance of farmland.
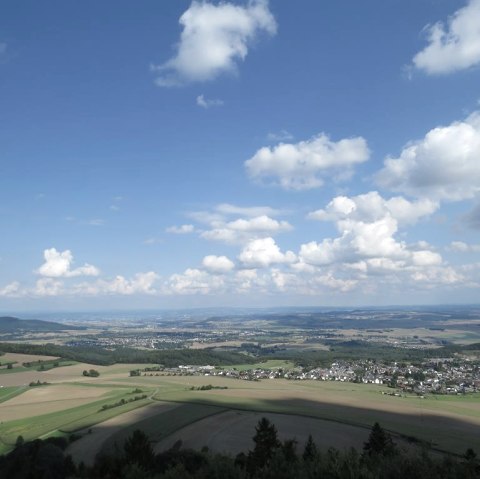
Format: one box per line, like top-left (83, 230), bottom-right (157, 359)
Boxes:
top-left (1, 357), bottom-right (479, 463)
top-left (1, 307), bottom-right (480, 468)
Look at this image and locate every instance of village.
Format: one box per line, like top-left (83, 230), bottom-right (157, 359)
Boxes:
top-left (151, 357), bottom-right (480, 396)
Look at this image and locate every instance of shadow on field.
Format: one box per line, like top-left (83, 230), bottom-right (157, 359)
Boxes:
top-left (66, 394), bottom-right (480, 465)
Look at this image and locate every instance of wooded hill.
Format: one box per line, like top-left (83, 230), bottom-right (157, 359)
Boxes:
top-left (0, 316), bottom-right (83, 333)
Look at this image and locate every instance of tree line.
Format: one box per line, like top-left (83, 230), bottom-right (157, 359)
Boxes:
top-left (0, 343), bottom-right (256, 367)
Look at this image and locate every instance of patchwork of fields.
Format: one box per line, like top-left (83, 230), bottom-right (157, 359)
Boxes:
top-left (0, 357), bottom-right (479, 463)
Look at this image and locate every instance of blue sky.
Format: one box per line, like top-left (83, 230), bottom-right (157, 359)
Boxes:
top-left (1, 0), bottom-right (480, 310)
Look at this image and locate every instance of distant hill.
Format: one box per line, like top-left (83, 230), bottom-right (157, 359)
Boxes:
top-left (0, 316), bottom-right (83, 333)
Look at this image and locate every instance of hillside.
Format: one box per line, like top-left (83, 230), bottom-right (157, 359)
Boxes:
top-left (0, 316), bottom-right (83, 333)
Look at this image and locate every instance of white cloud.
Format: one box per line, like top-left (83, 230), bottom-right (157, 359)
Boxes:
top-left (267, 130), bottom-right (294, 142)
top-left (187, 204), bottom-right (290, 244)
top-left (153, 0), bottom-right (277, 86)
top-left (36, 248), bottom-right (100, 278)
top-left (202, 255), bottom-right (235, 273)
top-left (196, 94), bottom-right (224, 108)
top-left (313, 273), bottom-right (358, 293)
top-left (411, 266), bottom-right (465, 285)
top-left (448, 241), bottom-right (480, 252)
top-left (166, 224), bottom-right (195, 234)
top-left (300, 192), bottom-right (443, 276)
top-left (201, 215), bottom-right (292, 244)
top-left (245, 133), bottom-right (370, 190)
top-left (215, 203), bottom-right (283, 217)
top-left (413, 0), bottom-right (480, 75)
top-left (376, 112), bottom-right (480, 201)
top-left (167, 268), bottom-right (225, 295)
top-left (33, 278), bottom-right (64, 297)
top-left (238, 237), bottom-right (296, 268)
top-left (0, 281), bottom-right (23, 298)
top-left (411, 250), bottom-right (443, 266)
top-left (78, 272), bottom-right (159, 296)
top-left (308, 191), bottom-right (438, 226)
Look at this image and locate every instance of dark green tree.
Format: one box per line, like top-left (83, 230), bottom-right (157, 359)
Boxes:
top-left (247, 417), bottom-right (280, 475)
top-left (362, 422), bottom-right (395, 459)
top-left (123, 430), bottom-right (154, 468)
top-left (302, 434), bottom-right (317, 462)
top-left (465, 448), bottom-right (477, 461)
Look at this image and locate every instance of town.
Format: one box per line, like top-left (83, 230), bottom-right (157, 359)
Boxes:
top-left (146, 357), bottom-right (480, 396)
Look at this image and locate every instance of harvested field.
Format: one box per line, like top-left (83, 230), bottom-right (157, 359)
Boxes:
top-left (155, 410), bottom-right (369, 454)
top-left (67, 401), bottom-right (179, 466)
top-left (0, 384), bottom-right (113, 421)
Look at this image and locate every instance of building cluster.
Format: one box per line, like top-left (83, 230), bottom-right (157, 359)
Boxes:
top-left (162, 358), bottom-right (480, 395)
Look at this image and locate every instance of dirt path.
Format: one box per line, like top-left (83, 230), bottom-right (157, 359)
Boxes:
top-left (67, 401), bottom-right (179, 466)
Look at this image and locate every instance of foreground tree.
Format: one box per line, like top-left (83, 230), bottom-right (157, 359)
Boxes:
top-left (246, 417), bottom-right (280, 476)
top-left (302, 434), bottom-right (318, 462)
top-left (123, 429), bottom-right (154, 469)
top-left (362, 422), bottom-right (395, 459)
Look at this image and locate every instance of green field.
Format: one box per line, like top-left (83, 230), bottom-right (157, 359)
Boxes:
top-left (224, 359), bottom-right (295, 371)
top-left (0, 385), bottom-right (155, 453)
top-left (0, 386), bottom-right (27, 403)
top-left (0, 359), bottom-right (77, 375)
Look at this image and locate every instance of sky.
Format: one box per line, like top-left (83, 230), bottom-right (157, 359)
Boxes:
top-left (1, 0), bottom-right (480, 311)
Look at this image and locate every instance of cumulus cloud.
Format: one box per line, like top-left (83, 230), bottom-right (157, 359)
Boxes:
top-left (245, 133), bottom-right (370, 190)
top-left (308, 191), bottom-right (438, 226)
top-left (201, 215), bottom-right (292, 244)
top-left (196, 94), bottom-right (224, 108)
top-left (376, 112), bottom-right (480, 201)
top-left (202, 255), bottom-right (235, 273)
top-left (238, 237), bottom-right (296, 268)
top-left (411, 266), bottom-right (465, 285)
top-left (301, 192), bottom-right (443, 275)
top-left (184, 204), bottom-right (291, 244)
top-left (77, 272), bottom-right (159, 296)
top-left (153, 0), bottom-right (277, 86)
top-left (33, 278), bottom-right (64, 297)
top-left (36, 248), bottom-right (100, 278)
top-left (166, 224), bottom-right (195, 234)
top-left (167, 268), bottom-right (225, 294)
top-left (413, 0), bottom-right (480, 75)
